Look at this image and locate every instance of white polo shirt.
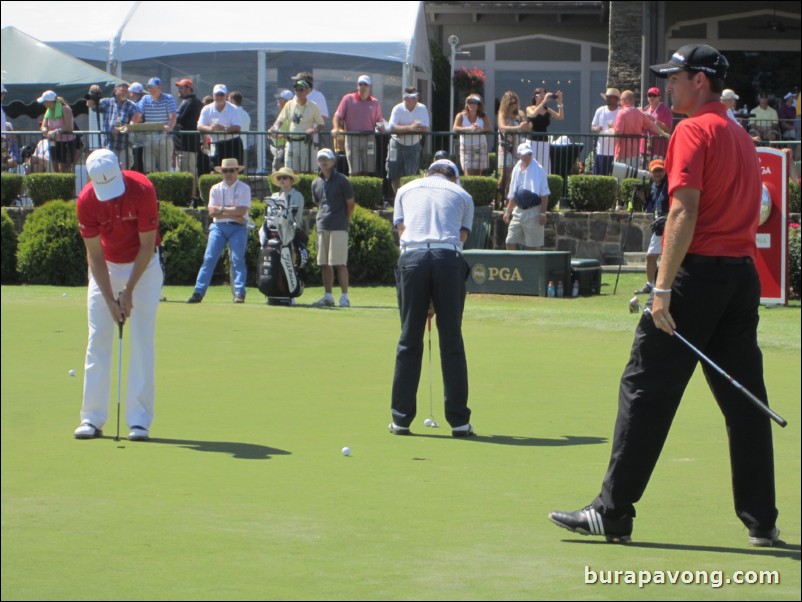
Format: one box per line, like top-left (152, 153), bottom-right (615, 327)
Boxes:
top-left (198, 101), bottom-right (242, 143)
top-left (388, 102), bottom-right (430, 146)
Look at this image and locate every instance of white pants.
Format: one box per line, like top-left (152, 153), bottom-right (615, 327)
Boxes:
top-left (81, 252), bottom-right (163, 430)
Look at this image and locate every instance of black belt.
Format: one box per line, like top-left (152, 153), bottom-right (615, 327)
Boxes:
top-left (684, 254), bottom-right (752, 265)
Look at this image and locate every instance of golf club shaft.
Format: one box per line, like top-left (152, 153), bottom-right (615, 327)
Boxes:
top-left (671, 329), bottom-right (787, 428)
top-left (644, 310), bottom-right (786, 428)
top-left (613, 206), bottom-right (635, 295)
top-left (428, 316), bottom-right (433, 419)
top-left (116, 319), bottom-right (123, 441)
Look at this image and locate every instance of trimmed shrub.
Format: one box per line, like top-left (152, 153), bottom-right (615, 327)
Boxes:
top-left (546, 175), bottom-right (564, 209)
top-left (349, 176), bottom-right (383, 209)
top-left (17, 201), bottom-right (86, 285)
top-left (460, 176), bottom-right (497, 206)
top-left (24, 173), bottom-right (76, 206)
top-left (147, 172), bottom-right (194, 207)
top-left (789, 178), bottom-right (800, 214)
top-left (790, 223), bottom-right (800, 299)
top-left (567, 175), bottom-right (618, 211)
top-left (304, 206), bottom-right (399, 286)
top-left (158, 202), bottom-right (206, 285)
top-left (1, 173), bottom-right (25, 206)
top-left (1, 209), bottom-right (18, 283)
top-left (620, 178), bottom-right (648, 211)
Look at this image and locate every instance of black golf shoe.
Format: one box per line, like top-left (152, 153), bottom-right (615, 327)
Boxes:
top-left (187, 293), bottom-right (203, 304)
top-left (549, 505), bottom-right (633, 543)
top-left (748, 526), bottom-right (781, 547)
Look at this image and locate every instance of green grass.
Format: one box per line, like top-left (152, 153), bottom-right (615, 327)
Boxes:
top-left (2, 274), bottom-right (800, 601)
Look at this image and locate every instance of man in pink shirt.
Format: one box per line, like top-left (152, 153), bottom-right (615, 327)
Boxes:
top-left (641, 86), bottom-right (673, 160)
top-left (614, 90), bottom-right (668, 169)
top-left (333, 75), bottom-right (385, 176)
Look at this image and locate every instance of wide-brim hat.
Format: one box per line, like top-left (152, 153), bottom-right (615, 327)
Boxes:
top-left (270, 167), bottom-right (300, 186)
top-left (600, 88), bottom-right (621, 100)
top-left (214, 158), bottom-right (245, 173)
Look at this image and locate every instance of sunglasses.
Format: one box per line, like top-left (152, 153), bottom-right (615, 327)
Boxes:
top-left (276, 175), bottom-right (291, 180)
top-left (357, 83), bottom-right (370, 87)
top-left (221, 168), bottom-right (238, 173)
top-left (294, 88), bottom-right (307, 93)
top-left (647, 94), bottom-right (659, 97)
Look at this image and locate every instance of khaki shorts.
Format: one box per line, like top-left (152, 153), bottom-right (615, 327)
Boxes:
top-left (345, 134), bottom-right (377, 174)
top-left (505, 206), bottom-right (544, 248)
top-left (317, 230), bottom-right (349, 266)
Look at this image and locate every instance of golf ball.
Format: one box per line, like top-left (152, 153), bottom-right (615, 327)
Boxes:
top-left (424, 418), bottom-right (433, 427)
top-left (63, 293), bottom-right (68, 297)
top-left (341, 447), bottom-right (351, 457)
top-left (69, 369), bottom-right (76, 376)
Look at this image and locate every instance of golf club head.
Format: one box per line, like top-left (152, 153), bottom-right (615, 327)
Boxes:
top-left (629, 296), bottom-right (642, 313)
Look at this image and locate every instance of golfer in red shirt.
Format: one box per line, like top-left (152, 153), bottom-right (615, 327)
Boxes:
top-left (74, 149), bottom-right (163, 441)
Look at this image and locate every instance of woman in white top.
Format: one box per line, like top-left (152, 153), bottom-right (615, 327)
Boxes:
top-left (497, 91), bottom-right (531, 199)
top-left (452, 94), bottom-right (492, 176)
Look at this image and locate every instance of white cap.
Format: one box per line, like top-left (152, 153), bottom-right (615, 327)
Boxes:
top-left (517, 143), bottom-right (533, 156)
top-left (317, 148), bottom-right (336, 160)
top-left (357, 75), bottom-right (372, 86)
top-left (129, 82), bottom-right (145, 94)
top-left (86, 149), bottom-right (125, 201)
top-left (276, 89), bottom-right (293, 101)
top-left (213, 84), bottom-right (228, 96)
top-left (721, 89), bottom-right (739, 101)
top-left (784, 92), bottom-right (796, 101)
top-left (429, 159), bottom-right (461, 184)
top-left (37, 90), bottom-right (57, 103)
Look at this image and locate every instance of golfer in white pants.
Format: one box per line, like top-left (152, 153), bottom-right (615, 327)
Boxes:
top-left (74, 149), bottom-right (163, 441)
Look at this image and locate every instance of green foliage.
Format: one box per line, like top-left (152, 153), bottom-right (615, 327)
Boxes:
top-left (567, 175), bottom-right (618, 211)
top-left (546, 175), bottom-right (564, 209)
top-left (620, 178), bottom-right (648, 211)
top-left (147, 172), bottom-right (194, 207)
top-left (460, 176), bottom-right (497, 206)
top-left (305, 206), bottom-right (399, 286)
top-left (24, 173), bottom-right (75, 206)
top-left (349, 176), bottom-right (383, 209)
top-left (1, 209), bottom-right (18, 283)
top-left (790, 223), bottom-right (800, 299)
top-left (158, 202), bottom-right (206, 285)
top-left (16, 201), bottom-right (86, 285)
top-left (243, 203), bottom-right (267, 287)
top-left (789, 178), bottom-right (800, 213)
top-left (1, 174), bottom-right (25, 206)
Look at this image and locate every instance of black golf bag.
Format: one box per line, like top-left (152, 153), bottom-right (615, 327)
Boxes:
top-left (257, 196), bottom-right (307, 305)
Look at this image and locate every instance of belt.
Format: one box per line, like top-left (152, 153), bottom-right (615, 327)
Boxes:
top-left (402, 242), bottom-right (460, 253)
top-left (684, 254), bottom-right (752, 265)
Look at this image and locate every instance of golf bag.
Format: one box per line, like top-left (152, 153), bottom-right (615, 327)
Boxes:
top-left (258, 196), bottom-right (307, 304)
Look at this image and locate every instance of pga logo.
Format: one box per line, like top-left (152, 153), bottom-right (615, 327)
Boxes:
top-left (471, 263), bottom-right (523, 284)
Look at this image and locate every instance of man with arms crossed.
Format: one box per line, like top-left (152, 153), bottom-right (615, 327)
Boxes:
top-left (549, 44), bottom-right (780, 547)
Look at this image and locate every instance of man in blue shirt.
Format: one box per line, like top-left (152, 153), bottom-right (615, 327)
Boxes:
top-left (131, 77), bottom-right (177, 173)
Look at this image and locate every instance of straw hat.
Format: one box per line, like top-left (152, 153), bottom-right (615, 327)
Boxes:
top-left (214, 158), bottom-right (245, 173)
top-left (270, 167), bottom-right (300, 186)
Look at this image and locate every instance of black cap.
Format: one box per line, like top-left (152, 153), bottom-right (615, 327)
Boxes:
top-left (650, 44), bottom-right (728, 79)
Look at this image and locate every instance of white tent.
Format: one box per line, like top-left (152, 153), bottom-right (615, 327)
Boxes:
top-left (2, 1), bottom-right (431, 172)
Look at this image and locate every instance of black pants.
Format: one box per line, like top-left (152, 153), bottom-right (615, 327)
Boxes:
top-left (593, 259), bottom-right (777, 531)
top-left (213, 137), bottom-right (244, 167)
top-left (391, 248), bottom-right (471, 428)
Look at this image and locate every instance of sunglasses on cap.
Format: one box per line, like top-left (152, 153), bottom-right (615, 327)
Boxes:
top-left (221, 168), bottom-right (238, 173)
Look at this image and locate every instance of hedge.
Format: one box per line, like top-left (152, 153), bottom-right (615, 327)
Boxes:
top-left (349, 176), bottom-right (383, 209)
top-left (567, 175), bottom-right (618, 211)
top-left (397, 175), bottom-right (497, 206)
top-left (16, 201), bottom-right (86, 285)
top-left (147, 172), bottom-right (194, 207)
top-left (789, 178), bottom-right (800, 214)
top-left (790, 223), bottom-right (800, 299)
top-left (24, 173), bottom-right (75, 206)
top-left (1, 173), bottom-right (25, 206)
top-left (620, 178), bottom-right (648, 212)
top-left (158, 202), bottom-right (207, 285)
top-left (1, 209), bottom-right (18, 283)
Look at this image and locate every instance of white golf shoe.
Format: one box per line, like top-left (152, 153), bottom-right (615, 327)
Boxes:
top-left (74, 421), bottom-right (102, 439)
top-left (128, 426), bottom-right (149, 441)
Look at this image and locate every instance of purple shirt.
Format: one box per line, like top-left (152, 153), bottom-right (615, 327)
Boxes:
top-left (641, 101), bottom-right (673, 156)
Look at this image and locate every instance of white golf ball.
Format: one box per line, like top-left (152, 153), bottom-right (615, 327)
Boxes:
top-left (63, 293), bottom-right (68, 297)
top-left (424, 418), bottom-right (433, 427)
top-left (69, 369), bottom-right (76, 376)
top-left (341, 447), bottom-right (351, 457)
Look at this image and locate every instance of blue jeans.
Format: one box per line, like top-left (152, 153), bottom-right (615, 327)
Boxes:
top-left (193, 221), bottom-right (248, 297)
top-left (391, 248), bottom-right (471, 428)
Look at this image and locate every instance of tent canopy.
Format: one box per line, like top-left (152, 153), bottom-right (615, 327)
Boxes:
top-left (0, 1), bottom-right (430, 76)
top-left (1, 26), bottom-right (124, 109)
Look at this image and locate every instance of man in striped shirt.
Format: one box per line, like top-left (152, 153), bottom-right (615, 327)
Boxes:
top-left (131, 77), bottom-right (177, 173)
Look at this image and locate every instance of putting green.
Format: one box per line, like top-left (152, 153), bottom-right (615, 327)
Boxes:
top-left (2, 276), bottom-right (799, 600)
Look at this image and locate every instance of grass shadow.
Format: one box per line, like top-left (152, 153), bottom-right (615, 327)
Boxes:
top-left (413, 434), bottom-right (608, 446)
top-left (562, 539), bottom-right (801, 560)
top-left (147, 437), bottom-right (291, 460)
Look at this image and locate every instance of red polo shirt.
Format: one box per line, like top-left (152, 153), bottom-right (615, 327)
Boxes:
top-left (666, 102), bottom-right (761, 259)
top-left (77, 170), bottom-right (160, 263)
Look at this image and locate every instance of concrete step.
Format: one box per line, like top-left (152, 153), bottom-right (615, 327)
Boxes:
top-left (624, 251), bottom-right (647, 266)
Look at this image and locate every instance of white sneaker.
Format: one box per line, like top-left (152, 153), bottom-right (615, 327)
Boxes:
top-left (339, 295), bottom-right (350, 308)
top-left (128, 426), bottom-right (149, 441)
top-left (74, 421), bottom-right (102, 439)
top-left (313, 295), bottom-right (335, 307)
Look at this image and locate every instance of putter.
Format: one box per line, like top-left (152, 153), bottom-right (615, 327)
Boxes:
top-left (613, 203), bottom-right (636, 295)
top-left (115, 316), bottom-right (124, 442)
top-left (427, 315), bottom-right (438, 428)
top-left (645, 309), bottom-right (787, 428)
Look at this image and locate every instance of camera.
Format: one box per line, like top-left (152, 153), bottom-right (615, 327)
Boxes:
top-left (547, 93), bottom-right (558, 101)
top-left (612, 162), bottom-right (650, 181)
top-left (85, 88), bottom-right (102, 103)
top-left (291, 114), bottom-right (302, 124)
